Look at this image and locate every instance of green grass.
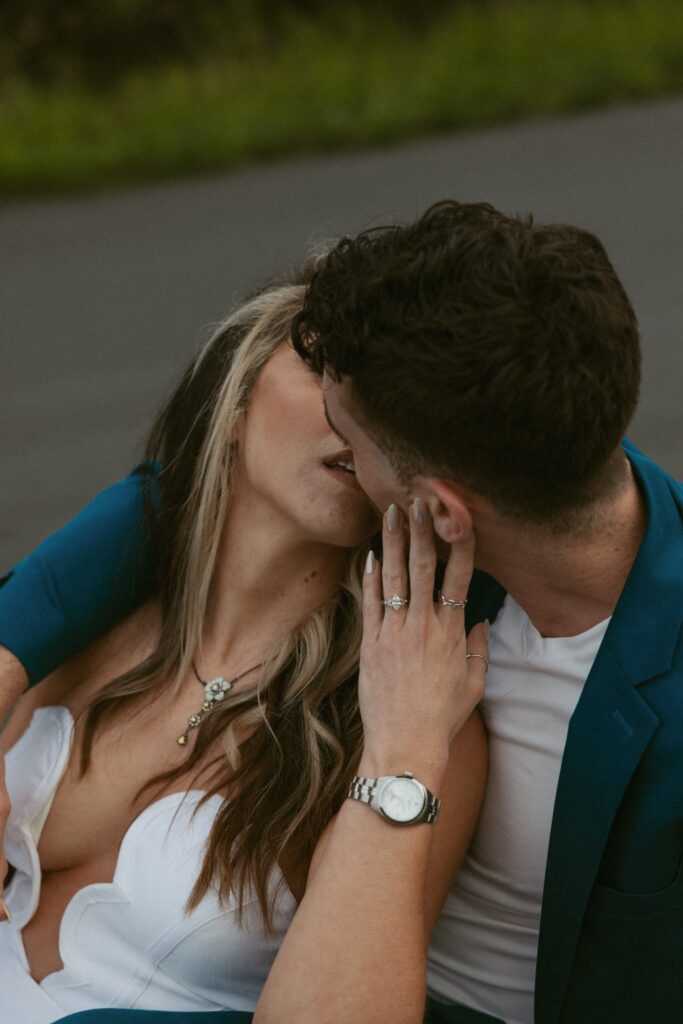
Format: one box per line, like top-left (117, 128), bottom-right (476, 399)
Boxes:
top-left (1, 0), bottom-right (682, 195)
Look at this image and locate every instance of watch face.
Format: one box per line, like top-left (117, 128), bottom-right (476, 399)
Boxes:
top-left (378, 777), bottom-right (426, 823)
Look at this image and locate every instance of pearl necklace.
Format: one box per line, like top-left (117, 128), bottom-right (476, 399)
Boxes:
top-left (176, 660), bottom-right (263, 746)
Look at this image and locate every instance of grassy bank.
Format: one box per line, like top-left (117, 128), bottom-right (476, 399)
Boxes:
top-left (1, 0), bottom-right (682, 196)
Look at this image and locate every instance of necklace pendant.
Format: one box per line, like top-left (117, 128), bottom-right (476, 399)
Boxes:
top-left (180, 661), bottom-right (250, 751)
top-left (178, 708), bottom-right (206, 747)
top-left (204, 677), bottom-right (232, 705)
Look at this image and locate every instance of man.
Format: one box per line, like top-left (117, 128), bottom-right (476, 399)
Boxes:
top-left (284, 201), bottom-right (683, 1024)
top-left (1, 201), bottom-right (681, 1023)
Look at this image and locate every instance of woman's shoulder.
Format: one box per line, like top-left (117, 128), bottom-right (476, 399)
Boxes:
top-left (0, 601), bottom-right (161, 753)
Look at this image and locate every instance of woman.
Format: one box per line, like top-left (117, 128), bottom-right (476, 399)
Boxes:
top-left (0, 262), bottom-right (487, 1024)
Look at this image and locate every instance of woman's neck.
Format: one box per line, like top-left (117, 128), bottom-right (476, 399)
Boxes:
top-left (198, 490), bottom-right (347, 676)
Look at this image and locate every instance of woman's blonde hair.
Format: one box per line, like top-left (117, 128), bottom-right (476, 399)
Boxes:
top-left (79, 259), bottom-right (368, 928)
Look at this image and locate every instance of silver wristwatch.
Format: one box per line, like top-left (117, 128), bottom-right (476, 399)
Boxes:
top-left (348, 771), bottom-right (441, 825)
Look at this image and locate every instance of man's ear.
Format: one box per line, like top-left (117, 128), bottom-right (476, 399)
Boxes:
top-left (425, 479), bottom-right (473, 544)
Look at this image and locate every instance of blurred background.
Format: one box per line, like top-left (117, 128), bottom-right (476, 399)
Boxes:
top-left (2, 0), bottom-right (682, 567)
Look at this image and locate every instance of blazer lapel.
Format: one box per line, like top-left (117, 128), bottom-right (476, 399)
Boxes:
top-left (534, 654), bottom-right (658, 1024)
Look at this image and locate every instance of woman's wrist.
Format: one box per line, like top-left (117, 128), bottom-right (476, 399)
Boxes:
top-left (357, 743), bottom-right (449, 793)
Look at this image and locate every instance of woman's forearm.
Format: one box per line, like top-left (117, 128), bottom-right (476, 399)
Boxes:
top-left (255, 752), bottom-right (447, 1024)
top-left (255, 711), bottom-right (487, 1024)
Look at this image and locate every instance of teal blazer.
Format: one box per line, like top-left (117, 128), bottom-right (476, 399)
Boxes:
top-left (432, 440), bottom-right (683, 1024)
top-left (1, 443), bottom-right (681, 1024)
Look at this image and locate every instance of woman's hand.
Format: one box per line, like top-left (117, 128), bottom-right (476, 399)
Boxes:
top-left (358, 497), bottom-right (488, 779)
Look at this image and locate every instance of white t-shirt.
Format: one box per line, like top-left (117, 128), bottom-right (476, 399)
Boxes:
top-left (427, 595), bottom-right (610, 1024)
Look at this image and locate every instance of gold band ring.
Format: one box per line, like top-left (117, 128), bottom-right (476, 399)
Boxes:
top-left (0, 897), bottom-right (12, 923)
top-left (466, 652), bottom-right (489, 671)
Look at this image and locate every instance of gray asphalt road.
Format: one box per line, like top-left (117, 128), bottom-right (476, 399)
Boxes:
top-left (2, 95), bottom-right (682, 568)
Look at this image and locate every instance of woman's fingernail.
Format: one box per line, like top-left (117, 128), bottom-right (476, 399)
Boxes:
top-left (484, 618), bottom-right (490, 639)
top-left (386, 504), bottom-right (400, 533)
top-left (366, 550), bottom-right (375, 574)
top-left (411, 497), bottom-right (427, 524)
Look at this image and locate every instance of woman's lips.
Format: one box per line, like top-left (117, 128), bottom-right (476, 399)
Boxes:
top-left (323, 462), bottom-right (364, 492)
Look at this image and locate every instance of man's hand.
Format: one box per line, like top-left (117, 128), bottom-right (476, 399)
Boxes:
top-left (0, 645), bottom-right (28, 721)
top-left (0, 756), bottom-right (10, 921)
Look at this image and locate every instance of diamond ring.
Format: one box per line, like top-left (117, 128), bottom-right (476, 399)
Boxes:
top-left (382, 594), bottom-right (410, 610)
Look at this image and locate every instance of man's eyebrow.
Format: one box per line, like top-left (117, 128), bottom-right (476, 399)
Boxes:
top-left (323, 398), bottom-right (349, 443)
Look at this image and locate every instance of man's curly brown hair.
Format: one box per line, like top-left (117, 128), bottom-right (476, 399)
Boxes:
top-left (293, 200), bottom-right (641, 525)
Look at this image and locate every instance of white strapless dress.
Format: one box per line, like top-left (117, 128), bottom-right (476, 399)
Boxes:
top-left (0, 706), bottom-right (297, 1023)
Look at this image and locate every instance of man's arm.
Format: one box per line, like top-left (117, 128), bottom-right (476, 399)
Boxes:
top-left (0, 464), bottom-right (158, 718)
top-left (0, 647), bottom-right (28, 725)
top-left (255, 501), bottom-right (488, 1024)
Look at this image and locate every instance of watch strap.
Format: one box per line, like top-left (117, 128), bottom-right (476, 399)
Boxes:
top-left (348, 773), bottom-right (441, 824)
top-left (348, 775), bottom-right (378, 805)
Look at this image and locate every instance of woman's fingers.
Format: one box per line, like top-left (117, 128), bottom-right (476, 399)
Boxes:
top-left (437, 529), bottom-right (476, 624)
top-left (406, 498), bottom-right (438, 616)
top-left (381, 505), bottom-right (409, 619)
top-left (374, 502), bottom-right (474, 625)
top-left (362, 549), bottom-right (383, 641)
top-left (464, 621), bottom-right (490, 706)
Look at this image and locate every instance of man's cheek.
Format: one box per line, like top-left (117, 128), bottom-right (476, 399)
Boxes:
top-left (356, 475), bottom-right (382, 516)
top-left (352, 468), bottom-right (385, 515)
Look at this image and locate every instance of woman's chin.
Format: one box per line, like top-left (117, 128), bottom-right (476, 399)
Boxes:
top-left (322, 515), bottom-right (379, 550)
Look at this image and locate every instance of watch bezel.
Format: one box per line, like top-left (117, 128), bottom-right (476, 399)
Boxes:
top-left (375, 775), bottom-right (429, 824)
